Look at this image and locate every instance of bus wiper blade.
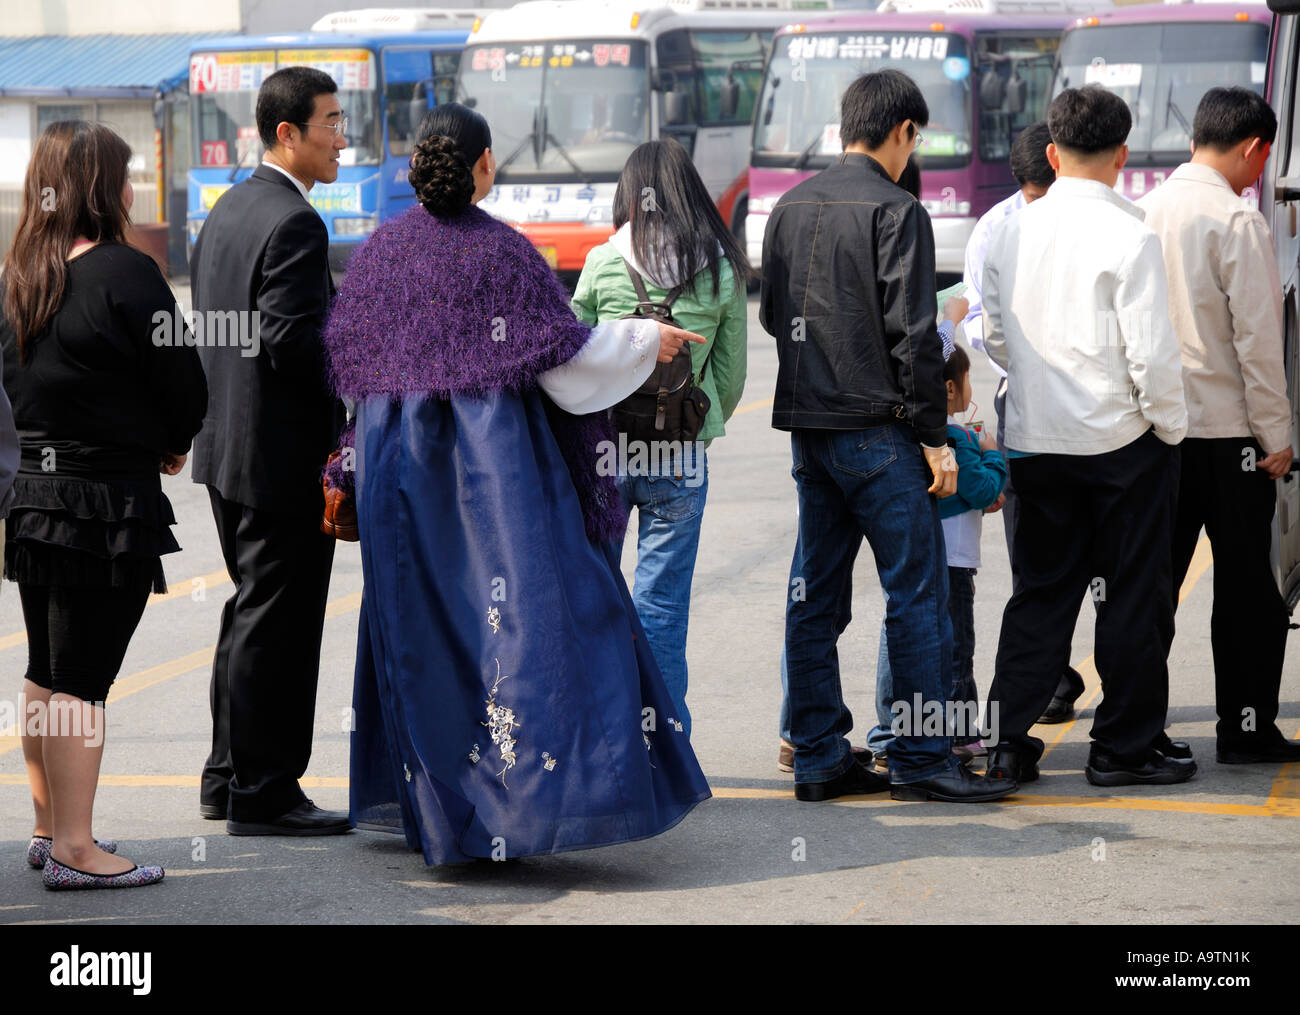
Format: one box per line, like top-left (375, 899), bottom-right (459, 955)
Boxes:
top-left (541, 133), bottom-right (593, 185)
top-left (793, 130), bottom-right (824, 170)
top-left (493, 129), bottom-right (538, 179)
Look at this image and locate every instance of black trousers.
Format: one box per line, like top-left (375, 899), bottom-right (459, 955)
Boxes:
top-left (201, 487), bottom-right (335, 821)
top-left (1172, 437), bottom-right (1290, 748)
top-left (987, 429), bottom-right (1179, 760)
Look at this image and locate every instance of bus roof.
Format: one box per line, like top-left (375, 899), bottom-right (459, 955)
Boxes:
top-left (877, 0), bottom-right (1109, 12)
top-left (1063, 1), bottom-right (1270, 26)
top-left (190, 29), bottom-right (470, 52)
top-left (773, 9), bottom-right (1081, 33)
top-left (468, 0), bottom-right (830, 43)
top-left (311, 7), bottom-right (479, 31)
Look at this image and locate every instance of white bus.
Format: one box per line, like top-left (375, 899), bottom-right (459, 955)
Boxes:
top-left (456, 0), bottom-right (832, 272)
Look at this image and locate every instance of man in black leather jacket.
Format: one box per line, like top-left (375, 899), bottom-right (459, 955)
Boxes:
top-left (760, 69), bottom-right (1016, 804)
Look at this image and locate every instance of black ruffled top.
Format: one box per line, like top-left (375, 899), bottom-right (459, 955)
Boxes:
top-left (1, 244), bottom-right (207, 592)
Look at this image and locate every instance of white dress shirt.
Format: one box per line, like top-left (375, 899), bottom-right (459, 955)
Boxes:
top-left (261, 159), bottom-right (310, 202)
top-left (962, 188), bottom-right (1026, 377)
top-left (1137, 162), bottom-right (1291, 454)
top-left (982, 175), bottom-right (1188, 455)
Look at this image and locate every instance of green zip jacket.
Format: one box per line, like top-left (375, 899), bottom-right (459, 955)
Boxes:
top-left (570, 242), bottom-right (748, 444)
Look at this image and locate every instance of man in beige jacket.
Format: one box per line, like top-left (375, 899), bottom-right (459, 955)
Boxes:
top-left (1139, 86), bottom-right (1300, 765)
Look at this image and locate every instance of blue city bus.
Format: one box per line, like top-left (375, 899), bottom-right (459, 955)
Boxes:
top-left (187, 18), bottom-right (470, 270)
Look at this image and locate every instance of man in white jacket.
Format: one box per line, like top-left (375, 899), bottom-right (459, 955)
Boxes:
top-left (981, 85), bottom-right (1192, 788)
top-left (1139, 87), bottom-right (1300, 766)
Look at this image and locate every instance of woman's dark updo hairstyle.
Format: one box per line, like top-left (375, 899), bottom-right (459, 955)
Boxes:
top-left (408, 102), bottom-right (492, 217)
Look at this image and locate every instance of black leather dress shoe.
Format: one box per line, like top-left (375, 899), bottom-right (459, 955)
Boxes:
top-left (227, 800), bottom-right (352, 836)
top-left (890, 763), bottom-right (1017, 802)
top-left (199, 803), bottom-right (226, 820)
top-left (1036, 667), bottom-right (1086, 724)
top-left (1085, 748), bottom-right (1196, 786)
top-left (985, 745), bottom-right (1039, 783)
top-left (795, 756), bottom-right (890, 801)
top-left (1217, 737), bottom-right (1300, 765)
top-left (1154, 732), bottom-right (1193, 761)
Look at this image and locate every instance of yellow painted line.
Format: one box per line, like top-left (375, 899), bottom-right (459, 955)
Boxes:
top-left (3, 915), bottom-right (163, 925)
top-left (1038, 535), bottom-right (1212, 762)
top-left (4, 774), bottom-right (1296, 819)
top-left (0, 567), bottom-right (233, 653)
top-left (0, 773), bottom-right (349, 787)
top-left (732, 396), bottom-right (773, 417)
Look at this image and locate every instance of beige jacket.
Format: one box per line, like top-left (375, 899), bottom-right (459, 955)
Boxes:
top-left (1138, 163), bottom-right (1291, 454)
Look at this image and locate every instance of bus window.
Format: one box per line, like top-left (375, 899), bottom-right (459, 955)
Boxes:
top-left (692, 31), bottom-right (766, 124)
top-left (384, 48), bottom-right (459, 157)
top-left (975, 32), bottom-right (1058, 162)
top-left (657, 28), bottom-right (701, 152)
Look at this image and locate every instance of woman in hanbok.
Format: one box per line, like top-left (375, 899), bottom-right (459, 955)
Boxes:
top-left (323, 104), bottom-right (711, 865)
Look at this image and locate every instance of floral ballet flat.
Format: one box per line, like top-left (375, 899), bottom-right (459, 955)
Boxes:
top-left (42, 858), bottom-right (164, 890)
top-left (26, 836), bottom-right (118, 869)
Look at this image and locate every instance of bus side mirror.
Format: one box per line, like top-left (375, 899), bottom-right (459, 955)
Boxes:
top-left (979, 70), bottom-right (1005, 112)
top-left (720, 78), bottom-right (740, 119)
top-left (664, 91), bottom-right (689, 125)
top-left (1005, 74), bottom-right (1026, 116)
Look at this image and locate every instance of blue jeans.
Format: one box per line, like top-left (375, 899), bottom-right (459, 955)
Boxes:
top-left (784, 426), bottom-right (956, 784)
top-left (868, 566), bottom-right (980, 755)
top-left (615, 445), bottom-right (708, 737)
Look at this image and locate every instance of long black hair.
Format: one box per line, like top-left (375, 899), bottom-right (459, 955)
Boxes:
top-left (612, 139), bottom-right (751, 298)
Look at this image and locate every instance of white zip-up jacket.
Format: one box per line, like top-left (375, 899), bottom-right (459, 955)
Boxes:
top-left (982, 175), bottom-right (1188, 455)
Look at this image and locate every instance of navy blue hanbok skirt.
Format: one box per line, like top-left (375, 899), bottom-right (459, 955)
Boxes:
top-left (349, 388), bottom-right (711, 865)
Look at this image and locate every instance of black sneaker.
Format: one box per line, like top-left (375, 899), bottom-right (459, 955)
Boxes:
top-left (1085, 747), bottom-right (1196, 787)
top-left (795, 756), bottom-right (890, 802)
top-left (985, 745), bottom-right (1039, 783)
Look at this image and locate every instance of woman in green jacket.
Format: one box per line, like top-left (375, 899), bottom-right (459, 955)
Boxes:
top-left (571, 139), bottom-right (749, 737)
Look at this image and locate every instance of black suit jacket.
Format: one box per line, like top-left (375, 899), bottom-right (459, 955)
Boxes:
top-left (190, 165), bottom-right (343, 514)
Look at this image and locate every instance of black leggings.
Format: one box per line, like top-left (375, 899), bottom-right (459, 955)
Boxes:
top-left (19, 579), bottom-right (153, 704)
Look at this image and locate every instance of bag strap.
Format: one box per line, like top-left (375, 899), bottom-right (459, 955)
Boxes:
top-left (621, 256), bottom-right (686, 312)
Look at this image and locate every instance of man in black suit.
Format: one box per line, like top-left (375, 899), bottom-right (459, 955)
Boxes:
top-left (191, 66), bottom-right (349, 835)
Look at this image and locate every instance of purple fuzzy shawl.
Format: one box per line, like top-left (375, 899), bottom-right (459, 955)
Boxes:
top-left (322, 203), bottom-right (628, 543)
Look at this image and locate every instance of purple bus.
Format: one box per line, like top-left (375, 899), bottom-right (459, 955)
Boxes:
top-left (747, 12), bottom-right (1074, 273)
top-left (1051, 3), bottom-right (1272, 204)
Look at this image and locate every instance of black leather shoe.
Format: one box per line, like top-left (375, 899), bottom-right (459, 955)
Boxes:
top-left (1086, 748), bottom-right (1196, 786)
top-left (1035, 667), bottom-right (1085, 724)
top-left (199, 802), bottom-right (226, 820)
top-left (985, 745), bottom-right (1039, 783)
top-left (227, 800), bottom-right (352, 836)
top-left (795, 756), bottom-right (890, 801)
top-left (1154, 732), bottom-right (1193, 761)
top-left (1216, 737), bottom-right (1300, 765)
top-left (890, 763), bottom-right (1017, 802)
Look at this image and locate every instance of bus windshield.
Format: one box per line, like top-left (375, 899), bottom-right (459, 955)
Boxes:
top-left (458, 40), bottom-right (649, 180)
top-left (191, 48), bottom-right (383, 169)
top-left (1054, 21), bottom-right (1269, 164)
top-left (754, 32), bottom-right (973, 171)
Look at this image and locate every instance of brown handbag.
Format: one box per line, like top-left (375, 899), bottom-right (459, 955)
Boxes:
top-left (321, 449), bottom-right (359, 541)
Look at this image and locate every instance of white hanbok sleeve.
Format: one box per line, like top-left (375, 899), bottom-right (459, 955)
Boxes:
top-left (538, 318), bottom-right (659, 415)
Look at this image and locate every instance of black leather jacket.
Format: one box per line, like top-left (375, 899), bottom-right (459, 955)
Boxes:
top-left (759, 152), bottom-right (948, 448)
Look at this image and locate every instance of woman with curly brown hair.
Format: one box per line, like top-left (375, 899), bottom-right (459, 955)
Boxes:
top-left (2, 120), bottom-right (207, 889)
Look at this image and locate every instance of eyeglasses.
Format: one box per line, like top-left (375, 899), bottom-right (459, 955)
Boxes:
top-left (299, 115), bottom-right (348, 138)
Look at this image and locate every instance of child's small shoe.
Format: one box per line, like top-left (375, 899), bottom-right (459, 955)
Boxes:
top-left (26, 836), bottom-right (118, 869)
top-left (952, 740), bottom-right (988, 764)
top-left (42, 858), bottom-right (163, 890)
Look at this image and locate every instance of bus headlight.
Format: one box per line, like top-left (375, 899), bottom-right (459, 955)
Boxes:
top-left (334, 217), bottom-right (378, 237)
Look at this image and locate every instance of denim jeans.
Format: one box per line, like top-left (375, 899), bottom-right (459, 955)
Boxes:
top-left (615, 444), bottom-right (708, 737)
top-left (867, 566), bottom-right (979, 756)
top-left (784, 426), bottom-right (956, 784)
